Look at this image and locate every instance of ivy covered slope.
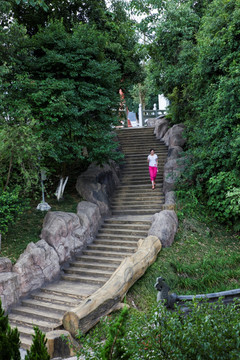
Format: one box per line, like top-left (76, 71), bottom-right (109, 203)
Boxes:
top-left (131, 0), bottom-right (240, 229)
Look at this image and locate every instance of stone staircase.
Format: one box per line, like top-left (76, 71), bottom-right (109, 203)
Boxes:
top-left (8, 127), bottom-right (167, 350)
top-left (113, 127), bottom-right (167, 215)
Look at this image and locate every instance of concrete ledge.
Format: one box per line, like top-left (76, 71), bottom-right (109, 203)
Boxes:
top-left (62, 235), bottom-right (161, 336)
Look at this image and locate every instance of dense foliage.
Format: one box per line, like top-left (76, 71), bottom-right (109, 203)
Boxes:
top-left (75, 299), bottom-right (240, 359)
top-left (0, 0), bottom-right (141, 234)
top-left (0, 187), bottom-right (28, 236)
top-left (130, 0), bottom-right (240, 227)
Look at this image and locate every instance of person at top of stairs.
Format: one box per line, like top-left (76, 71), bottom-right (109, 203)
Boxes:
top-left (147, 148), bottom-right (158, 190)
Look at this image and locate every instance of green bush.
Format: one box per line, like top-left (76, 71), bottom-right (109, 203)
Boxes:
top-left (25, 327), bottom-right (50, 360)
top-left (76, 299), bottom-right (240, 360)
top-left (0, 187), bottom-right (28, 236)
top-left (0, 300), bottom-right (21, 360)
top-left (207, 171), bottom-right (240, 226)
top-left (75, 306), bottom-right (129, 360)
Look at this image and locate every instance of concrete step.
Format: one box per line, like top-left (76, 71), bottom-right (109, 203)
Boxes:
top-left (120, 180), bottom-right (163, 186)
top-left (114, 191), bottom-right (163, 197)
top-left (94, 238), bottom-right (139, 246)
top-left (120, 170), bottom-right (164, 175)
top-left (115, 184), bottom-right (163, 191)
top-left (10, 306), bottom-right (62, 324)
top-left (120, 171), bottom-right (164, 177)
top-left (111, 203), bottom-right (163, 210)
top-left (64, 267), bottom-right (113, 278)
top-left (104, 218), bottom-right (151, 225)
top-left (87, 243), bottom-right (136, 253)
top-left (122, 152), bottom-right (167, 157)
top-left (120, 166), bottom-right (164, 172)
top-left (96, 232), bottom-right (143, 239)
top-left (77, 254), bottom-right (123, 265)
top-left (31, 291), bottom-right (81, 306)
top-left (100, 223), bottom-right (150, 230)
top-left (113, 190), bottom-right (163, 197)
top-left (8, 313), bottom-right (61, 333)
top-left (112, 194), bottom-right (164, 201)
top-left (82, 249), bottom-right (131, 259)
top-left (122, 166), bottom-right (165, 171)
top-left (98, 228), bottom-right (148, 236)
top-left (40, 281), bottom-right (99, 299)
top-left (61, 274), bottom-right (109, 285)
top-left (21, 298), bottom-right (70, 313)
top-left (112, 208), bottom-right (162, 215)
top-left (19, 335), bottom-right (33, 350)
top-left (123, 155), bottom-right (167, 160)
top-left (69, 260), bottom-right (119, 272)
top-left (15, 325), bottom-right (35, 349)
top-left (15, 324), bottom-right (35, 338)
top-left (118, 138), bottom-right (165, 144)
top-left (111, 201), bottom-right (163, 207)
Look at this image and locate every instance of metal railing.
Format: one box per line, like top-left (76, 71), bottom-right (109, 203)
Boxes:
top-left (142, 109), bottom-right (166, 120)
top-left (138, 104), bottom-right (167, 127)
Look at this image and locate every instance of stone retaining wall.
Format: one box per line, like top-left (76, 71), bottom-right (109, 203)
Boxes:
top-left (147, 118), bottom-right (187, 247)
top-left (0, 162), bottom-right (120, 311)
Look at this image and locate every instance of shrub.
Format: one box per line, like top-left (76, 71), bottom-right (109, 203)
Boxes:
top-left (207, 171), bottom-right (240, 226)
top-left (74, 306), bottom-right (129, 360)
top-left (76, 299), bottom-right (240, 360)
top-left (0, 187), bottom-right (28, 236)
top-left (25, 327), bottom-right (50, 360)
top-left (0, 300), bottom-right (21, 360)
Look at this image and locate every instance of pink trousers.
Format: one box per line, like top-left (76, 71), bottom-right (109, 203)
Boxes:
top-left (149, 166), bottom-right (157, 181)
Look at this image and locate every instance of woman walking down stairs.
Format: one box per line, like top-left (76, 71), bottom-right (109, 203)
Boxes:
top-left (8, 127), bottom-right (168, 351)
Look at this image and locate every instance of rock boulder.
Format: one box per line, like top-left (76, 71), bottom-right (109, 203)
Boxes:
top-left (77, 201), bottom-right (101, 242)
top-left (76, 162), bottom-right (120, 216)
top-left (41, 211), bottom-right (86, 264)
top-left (13, 240), bottom-right (60, 298)
top-left (167, 146), bottom-right (183, 160)
top-left (163, 156), bottom-right (186, 194)
top-left (163, 124), bottom-right (186, 147)
top-left (0, 272), bottom-right (19, 310)
top-left (162, 191), bottom-right (176, 210)
top-left (0, 257), bottom-right (12, 273)
top-left (148, 210), bottom-right (178, 247)
top-left (154, 118), bottom-right (169, 139)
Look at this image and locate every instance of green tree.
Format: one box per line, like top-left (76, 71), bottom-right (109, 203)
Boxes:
top-left (25, 327), bottom-right (50, 360)
top-left (10, 0), bottom-right (107, 35)
top-left (130, 0), bottom-right (240, 226)
top-left (0, 300), bottom-right (21, 360)
top-left (182, 0), bottom-right (240, 227)
top-left (16, 20), bottom-right (122, 171)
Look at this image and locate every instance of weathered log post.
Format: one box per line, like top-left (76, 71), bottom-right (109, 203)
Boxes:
top-left (63, 235), bottom-right (162, 336)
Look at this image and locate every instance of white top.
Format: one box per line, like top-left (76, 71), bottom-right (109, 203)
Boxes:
top-left (148, 154), bottom-right (158, 167)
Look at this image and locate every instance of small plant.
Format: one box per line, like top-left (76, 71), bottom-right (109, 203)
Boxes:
top-left (0, 300), bottom-right (21, 360)
top-left (25, 327), bottom-right (50, 360)
top-left (75, 305), bottom-right (129, 360)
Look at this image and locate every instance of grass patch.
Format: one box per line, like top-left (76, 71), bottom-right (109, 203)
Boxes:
top-left (127, 204), bottom-right (240, 311)
top-left (1, 191), bottom-right (82, 263)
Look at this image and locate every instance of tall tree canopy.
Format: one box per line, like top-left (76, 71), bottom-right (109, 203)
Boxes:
top-left (130, 0), bottom-right (240, 227)
top-left (0, 0), bottom-right (142, 192)
top-left (10, 0), bottom-right (107, 35)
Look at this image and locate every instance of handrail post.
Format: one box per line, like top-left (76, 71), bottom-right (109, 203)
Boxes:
top-left (139, 103), bottom-right (143, 127)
